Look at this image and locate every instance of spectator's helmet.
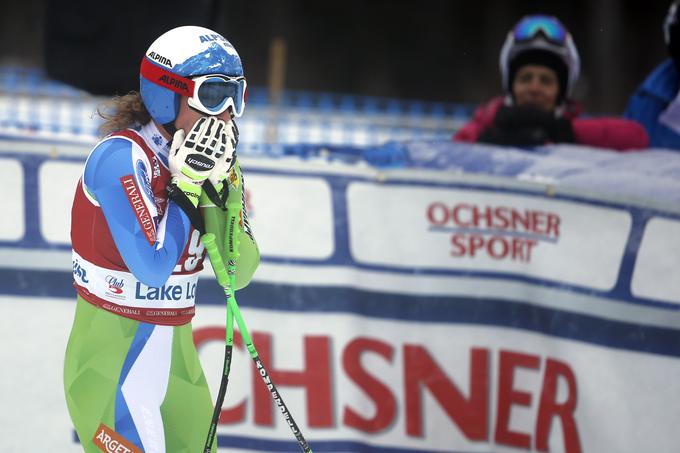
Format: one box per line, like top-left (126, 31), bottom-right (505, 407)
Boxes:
top-left (139, 26), bottom-right (247, 131)
top-left (664, 1), bottom-right (680, 68)
top-left (500, 15), bottom-right (580, 104)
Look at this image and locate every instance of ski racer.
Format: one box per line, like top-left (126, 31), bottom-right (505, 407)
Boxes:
top-left (65, 25), bottom-right (259, 453)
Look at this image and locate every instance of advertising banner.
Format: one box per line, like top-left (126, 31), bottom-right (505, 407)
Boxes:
top-left (1, 138), bottom-right (679, 453)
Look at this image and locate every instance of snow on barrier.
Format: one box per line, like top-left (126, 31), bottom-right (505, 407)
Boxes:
top-left (1, 136), bottom-right (679, 453)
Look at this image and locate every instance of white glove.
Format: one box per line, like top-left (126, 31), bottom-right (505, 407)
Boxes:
top-left (202, 120), bottom-right (239, 208)
top-left (169, 116), bottom-right (228, 207)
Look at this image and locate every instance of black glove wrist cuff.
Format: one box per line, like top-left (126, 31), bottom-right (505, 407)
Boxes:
top-left (202, 180), bottom-right (229, 211)
top-left (167, 183), bottom-right (205, 234)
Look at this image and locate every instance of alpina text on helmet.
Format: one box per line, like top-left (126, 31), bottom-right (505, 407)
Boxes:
top-left (199, 34), bottom-right (228, 44)
top-left (158, 74), bottom-right (188, 91)
top-left (147, 51), bottom-right (172, 67)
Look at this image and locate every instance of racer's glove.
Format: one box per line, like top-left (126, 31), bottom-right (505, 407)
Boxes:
top-left (168, 116), bottom-right (229, 207)
top-left (202, 119), bottom-right (239, 209)
top-left (167, 116), bottom-right (229, 233)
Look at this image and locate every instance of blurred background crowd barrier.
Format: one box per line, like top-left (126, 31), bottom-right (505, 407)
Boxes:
top-left (0, 65), bottom-right (472, 149)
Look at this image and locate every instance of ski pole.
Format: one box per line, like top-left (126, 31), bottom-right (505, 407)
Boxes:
top-left (201, 232), bottom-right (235, 453)
top-left (202, 200), bottom-right (242, 452)
top-left (202, 208), bottom-right (313, 452)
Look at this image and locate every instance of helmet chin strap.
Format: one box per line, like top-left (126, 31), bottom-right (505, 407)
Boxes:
top-left (162, 121), bottom-right (177, 136)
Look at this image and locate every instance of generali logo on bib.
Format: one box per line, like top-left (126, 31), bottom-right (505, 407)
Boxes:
top-left (120, 174), bottom-right (156, 246)
top-left (427, 202), bottom-right (561, 263)
top-left (92, 423), bottom-right (141, 453)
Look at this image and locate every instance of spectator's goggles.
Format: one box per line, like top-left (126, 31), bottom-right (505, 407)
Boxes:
top-left (141, 58), bottom-right (247, 118)
top-left (513, 15), bottom-right (567, 45)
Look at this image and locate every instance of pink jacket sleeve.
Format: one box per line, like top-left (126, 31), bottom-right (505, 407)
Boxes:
top-left (453, 98), bottom-right (503, 142)
top-left (571, 118), bottom-right (649, 152)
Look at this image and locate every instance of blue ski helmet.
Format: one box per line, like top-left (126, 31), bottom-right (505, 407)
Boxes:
top-left (139, 26), bottom-right (246, 128)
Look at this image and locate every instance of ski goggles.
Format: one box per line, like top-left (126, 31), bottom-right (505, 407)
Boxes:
top-left (513, 15), bottom-right (567, 45)
top-left (141, 57), bottom-right (247, 117)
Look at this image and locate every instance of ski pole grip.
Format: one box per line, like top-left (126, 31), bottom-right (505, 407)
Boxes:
top-left (202, 233), bottom-right (228, 287)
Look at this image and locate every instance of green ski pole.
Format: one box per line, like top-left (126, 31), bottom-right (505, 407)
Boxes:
top-left (201, 232), bottom-right (235, 453)
top-left (203, 202), bottom-right (313, 453)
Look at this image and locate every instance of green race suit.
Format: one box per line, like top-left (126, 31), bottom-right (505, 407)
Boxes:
top-left (65, 157), bottom-right (259, 452)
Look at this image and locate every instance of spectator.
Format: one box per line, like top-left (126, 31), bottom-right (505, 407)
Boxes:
top-left (455, 14), bottom-right (649, 151)
top-left (624, 1), bottom-right (680, 150)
